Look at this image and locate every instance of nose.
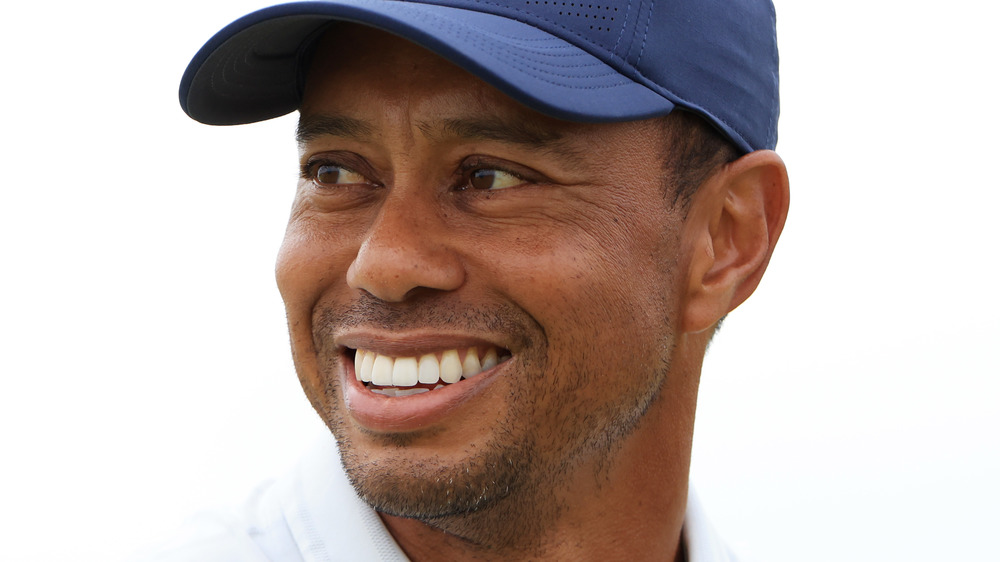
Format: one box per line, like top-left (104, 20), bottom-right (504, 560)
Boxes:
top-left (346, 192), bottom-right (465, 302)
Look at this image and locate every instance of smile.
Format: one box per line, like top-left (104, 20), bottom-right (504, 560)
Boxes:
top-left (353, 347), bottom-right (512, 396)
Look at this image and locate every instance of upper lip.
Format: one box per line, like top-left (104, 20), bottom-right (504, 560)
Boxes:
top-left (334, 329), bottom-right (514, 358)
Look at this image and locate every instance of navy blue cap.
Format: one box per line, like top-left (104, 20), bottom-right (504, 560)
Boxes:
top-left (180, 0), bottom-right (778, 153)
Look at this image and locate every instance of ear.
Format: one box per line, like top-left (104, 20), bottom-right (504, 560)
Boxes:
top-left (682, 150), bottom-right (789, 334)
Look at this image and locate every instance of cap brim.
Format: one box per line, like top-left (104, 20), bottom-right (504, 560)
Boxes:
top-left (179, 0), bottom-right (674, 125)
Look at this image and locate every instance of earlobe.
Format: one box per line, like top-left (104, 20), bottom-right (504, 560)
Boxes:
top-left (682, 150), bottom-right (789, 333)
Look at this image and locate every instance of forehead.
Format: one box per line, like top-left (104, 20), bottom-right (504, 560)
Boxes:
top-left (302, 25), bottom-right (511, 120)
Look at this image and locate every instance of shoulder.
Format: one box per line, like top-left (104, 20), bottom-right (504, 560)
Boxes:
top-left (128, 434), bottom-right (409, 562)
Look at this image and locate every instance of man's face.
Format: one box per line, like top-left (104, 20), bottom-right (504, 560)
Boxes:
top-left (277, 26), bottom-right (695, 525)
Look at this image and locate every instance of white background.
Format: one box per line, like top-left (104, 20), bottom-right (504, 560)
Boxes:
top-left (2, 1), bottom-right (997, 560)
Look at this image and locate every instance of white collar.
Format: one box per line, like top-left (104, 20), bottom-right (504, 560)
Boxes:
top-left (272, 435), bottom-right (738, 562)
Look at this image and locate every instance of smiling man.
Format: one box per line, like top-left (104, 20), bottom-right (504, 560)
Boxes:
top-left (170, 0), bottom-right (788, 560)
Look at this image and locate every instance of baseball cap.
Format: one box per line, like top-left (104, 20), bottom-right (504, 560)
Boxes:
top-left (179, 0), bottom-right (779, 153)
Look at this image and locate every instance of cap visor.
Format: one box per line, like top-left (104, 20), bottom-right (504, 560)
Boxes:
top-left (180, 0), bottom-right (674, 125)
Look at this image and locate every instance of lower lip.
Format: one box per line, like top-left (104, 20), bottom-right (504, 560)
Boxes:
top-left (341, 355), bottom-right (507, 433)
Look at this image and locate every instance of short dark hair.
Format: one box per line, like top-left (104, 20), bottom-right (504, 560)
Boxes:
top-left (660, 112), bottom-right (741, 337)
top-left (661, 111), bottom-right (741, 210)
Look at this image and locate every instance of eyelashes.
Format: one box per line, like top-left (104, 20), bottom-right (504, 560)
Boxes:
top-left (461, 167), bottom-right (526, 191)
top-left (301, 153), bottom-right (543, 192)
top-left (301, 161), bottom-right (373, 188)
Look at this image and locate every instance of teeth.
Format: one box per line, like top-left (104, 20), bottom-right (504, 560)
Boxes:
top-left (370, 387), bottom-right (431, 397)
top-left (354, 346), bottom-right (509, 394)
top-left (418, 354), bottom-right (440, 384)
top-left (482, 348), bottom-right (498, 370)
top-left (371, 354), bottom-right (394, 386)
top-left (397, 387), bottom-right (430, 397)
top-left (360, 351), bottom-right (375, 382)
top-left (439, 350), bottom-right (463, 383)
top-left (392, 357), bottom-right (419, 387)
top-left (462, 347), bottom-right (482, 378)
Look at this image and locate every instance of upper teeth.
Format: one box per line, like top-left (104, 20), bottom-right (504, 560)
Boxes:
top-left (355, 347), bottom-right (502, 387)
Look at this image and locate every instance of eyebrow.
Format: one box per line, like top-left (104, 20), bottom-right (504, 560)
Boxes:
top-left (296, 115), bottom-right (375, 143)
top-left (296, 113), bottom-right (585, 166)
top-left (431, 116), bottom-right (585, 166)
top-left (431, 116), bottom-right (563, 147)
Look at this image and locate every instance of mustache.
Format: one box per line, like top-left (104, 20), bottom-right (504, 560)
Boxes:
top-left (313, 292), bottom-right (540, 347)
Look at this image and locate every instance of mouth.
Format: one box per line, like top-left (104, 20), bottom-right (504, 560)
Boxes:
top-left (349, 346), bottom-right (513, 397)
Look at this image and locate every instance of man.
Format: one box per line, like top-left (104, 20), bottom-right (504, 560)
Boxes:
top-left (167, 0), bottom-right (788, 560)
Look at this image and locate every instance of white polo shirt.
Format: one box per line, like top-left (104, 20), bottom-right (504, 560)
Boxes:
top-left (137, 435), bottom-right (738, 562)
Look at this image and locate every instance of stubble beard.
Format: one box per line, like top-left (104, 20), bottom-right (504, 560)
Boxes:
top-left (320, 351), bottom-right (560, 552)
top-left (309, 298), bottom-right (673, 553)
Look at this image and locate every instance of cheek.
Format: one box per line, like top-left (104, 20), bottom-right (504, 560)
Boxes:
top-left (467, 220), bottom-right (683, 428)
top-left (482, 214), bottom-right (681, 339)
top-left (275, 219), bottom-right (363, 387)
top-left (274, 232), bottom-right (322, 384)
top-left (275, 216), bottom-right (359, 314)
top-left (275, 223), bottom-right (357, 411)
top-left (275, 230), bottom-right (317, 314)
top-left (475, 219), bottom-right (683, 450)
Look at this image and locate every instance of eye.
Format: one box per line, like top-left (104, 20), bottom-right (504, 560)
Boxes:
top-left (304, 161), bottom-right (371, 187)
top-left (467, 168), bottom-right (525, 191)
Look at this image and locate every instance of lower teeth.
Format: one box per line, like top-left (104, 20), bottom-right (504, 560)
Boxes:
top-left (368, 384), bottom-right (445, 397)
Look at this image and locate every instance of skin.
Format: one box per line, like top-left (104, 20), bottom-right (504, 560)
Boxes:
top-left (275, 25), bottom-right (789, 562)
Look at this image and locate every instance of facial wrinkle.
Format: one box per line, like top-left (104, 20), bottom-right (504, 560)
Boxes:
top-left (415, 115), bottom-right (588, 168)
top-left (296, 113), bottom-right (375, 144)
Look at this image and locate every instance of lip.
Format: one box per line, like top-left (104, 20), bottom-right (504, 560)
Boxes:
top-left (336, 330), bottom-right (512, 358)
top-left (335, 331), bottom-right (513, 433)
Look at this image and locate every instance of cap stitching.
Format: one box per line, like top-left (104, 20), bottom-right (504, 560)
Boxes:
top-left (420, 5), bottom-right (615, 59)
top-left (428, 10), bottom-right (631, 80)
top-left (634, 0), bottom-right (653, 65)
top-left (410, 6), bottom-right (634, 89)
top-left (623, 0), bottom-right (643, 66)
top-left (465, 34), bottom-right (614, 69)
top-left (470, 0), bottom-right (631, 65)
top-left (456, 24), bottom-right (594, 55)
top-left (487, 46), bottom-right (631, 87)
top-left (610, 0), bottom-right (633, 57)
